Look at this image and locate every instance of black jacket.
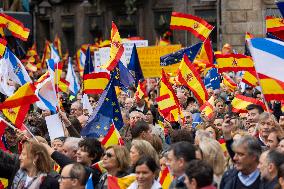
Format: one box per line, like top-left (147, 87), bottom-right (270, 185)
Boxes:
top-left (51, 151), bottom-right (101, 188)
top-left (0, 149), bottom-right (59, 189)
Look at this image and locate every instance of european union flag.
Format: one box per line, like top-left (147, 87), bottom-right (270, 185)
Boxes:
top-left (84, 47), bottom-right (94, 75)
top-left (81, 78), bottom-right (123, 138)
top-left (113, 61), bottom-right (135, 90)
top-left (204, 68), bottom-right (220, 90)
top-left (160, 43), bottom-right (202, 66)
top-left (128, 44), bottom-right (144, 86)
top-left (277, 1), bottom-right (284, 17)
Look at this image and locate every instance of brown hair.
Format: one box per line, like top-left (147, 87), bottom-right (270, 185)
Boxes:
top-left (106, 145), bottom-right (130, 172)
top-left (23, 140), bottom-right (52, 173)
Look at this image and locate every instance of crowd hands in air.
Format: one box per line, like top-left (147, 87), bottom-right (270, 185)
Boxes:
top-left (1, 47), bottom-right (284, 189)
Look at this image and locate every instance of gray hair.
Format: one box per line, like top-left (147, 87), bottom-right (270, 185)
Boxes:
top-left (64, 137), bottom-right (82, 151)
top-left (232, 135), bottom-right (262, 160)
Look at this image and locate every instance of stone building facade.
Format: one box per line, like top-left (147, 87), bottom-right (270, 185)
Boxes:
top-left (32, 0), bottom-right (278, 56)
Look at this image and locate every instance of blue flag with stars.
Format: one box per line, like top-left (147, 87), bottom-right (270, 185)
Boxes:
top-left (160, 43), bottom-right (202, 66)
top-left (128, 44), bottom-right (144, 86)
top-left (113, 61), bottom-right (135, 91)
top-left (84, 47), bottom-right (95, 75)
top-left (204, 68), bottom-right (220, 90)
top-left (81, 77), bottom-right (123, 138)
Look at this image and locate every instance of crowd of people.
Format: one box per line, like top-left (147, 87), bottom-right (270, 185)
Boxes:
top-left (0, 43), bottom-right (284, 189)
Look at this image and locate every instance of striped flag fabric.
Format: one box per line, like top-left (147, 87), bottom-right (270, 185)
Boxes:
top-left (101, 22), bottom-right (124, 71)
top-left (54, 34), bottom-right (62, 57)
top-left (231, 94), bottom-right (266, 113)
top-left (0, 38), bottom-right (7, 58)
top-left (177, 55), bottom-right (208, 105)
top-left (92, 160), bottom-right (107, 174)
top-left (200, 101), bottom-right (214, 119)
top-left (159, 166), bottom-right (173, 189)
top-left (66, 58), bottom-right (80, 96)
top-left (258, 74), bottom-right (284, 101)
top-left (266, 16), bottom-right (284, 33)
top-left (135, 81), bottom-right (147, 100)
top-left (216, 53), bottom-right (254, 73)
top-left (2, 104), bottom-right (30, 128)
top-left (107, 174), bottom-right (136, 189)
top-left (40, 40), bottom-right (51, 69)
top-left (156, 69), bottom-right (183, 122)
top-left (83, 72), bottom-right (110, 94)
top-left (0, 13), bottom-right (30, 41)
top-left (76, 49), bottom-right (86, 77)
top-left (242, 70), bottom-right (258, 87)
top-left (222, 74), bottom-right (237, 92)
top-left (101, 122), bottom-right (124, 148)
top-left (170, 12), bottom-right (214, 41)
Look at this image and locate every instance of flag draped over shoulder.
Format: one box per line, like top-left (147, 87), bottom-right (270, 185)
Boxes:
top-left (159, 167), bottom-right (173, 189)
top-left (231, 94), bottom-right (266, 113)
top-left (156, 69), bottom-right (183, 122)
top-left (107, 174), bottom-right (136, 189)
top-left (0, 13), bottom-right (30, 41)
top-left (101, 122), bottom-right (124, 148)
top-left (81, 78), bottom-right (123, 138)
top-left (0, 38), bottom-right (7, 58)
top-left (101, 22), bottom-right (124, 71)
top-left (216, 53), bottom-right (254, 73)
top-left (160, 43), bottom-right (202, 66)
top-left (128, 44), bottom-right (144, 86)
top-left (170, 12), bottom-right (214, 41)
top-left (177, 55), bottom-right (208, 105)
top-left (248, 38), bottom-right (284, 100)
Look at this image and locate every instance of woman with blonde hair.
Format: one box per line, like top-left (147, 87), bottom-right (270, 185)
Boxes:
top-left (198, 138), bottom-right (226, 188)
top-left (130, 140), bottom-right (159, 168)
top-left (0, 139), bottom-right (59, 188)
top-left (98, 145), bottom-right (130, 188)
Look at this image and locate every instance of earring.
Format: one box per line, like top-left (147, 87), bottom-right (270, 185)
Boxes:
top-left (33, 160), bottom-right (36, 166)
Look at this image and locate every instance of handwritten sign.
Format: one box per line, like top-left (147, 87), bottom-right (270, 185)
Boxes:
top-left (137, 45), bottom-right (182, 78)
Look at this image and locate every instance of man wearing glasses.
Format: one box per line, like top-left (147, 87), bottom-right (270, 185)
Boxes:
top-left (59, 163), bottom-right (89, 189)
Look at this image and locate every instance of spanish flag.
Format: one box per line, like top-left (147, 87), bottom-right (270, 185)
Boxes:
top-left (135, 81), bottom-right (147, 100)
top-left (0, 13), bottom-right (30, 41)
top-left (222, 74), bottom-right (237, 91)
top-left (0, 38), bottom-right (6, 58)
top-left (258, 73), bottom-right (284, 101)
top-left (170, 12), bottom-right (214, 41)
top-left (107, 174), bottom-right (136, 189)
top-left (0, 178), bottom-right (8, 189)
top-left (0, 82), bottom-right (38, 110)
top-left (231, 94), bottom-right (266, 113)
top-left (83, 72), bottom-right (110, 94)
top-left (196, 37), bottom-right (214, 66)
top-left (101, 123), bottom-right (124, 148)
top-left (40, 40), bottom-right (51, 69)
top-left (242, 70), bottom-right (258, 87)
top-left (54, 34), bottom-right (62, 57)
top-left (25, 62), bottom-right (37, 72)
top-left (54, 62), bottom-right (70, 93)
top-left (177, 55), bottom-right (208, 105)
top-left (92, 160), bottom-right (107, 174)
top-left (216, 54), bottom-right (254, 73)
top-left (245, 32), bottom-right (254, 40)
top-left (159, 167), bottom-right (173, 189)
top-left (200, 101), bottom-right (214, 119)
top-left (156, 69), bottom-right (183, 122)
top-left (266, 16), bottom-right (284, 33)
top-left (101, 22), bottom-right (124, 71)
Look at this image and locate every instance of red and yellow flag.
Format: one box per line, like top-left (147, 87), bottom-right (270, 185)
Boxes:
top-left (0, 13), bottom-right (30, 41)
top-left (40, 40), bottom-right (51, 69)
top-left (177, 55), bottom-right (208, 105)
top-left (159, 167), bottom-right (173, 189)
top-left (258, 73), bottom-right (284, 101)
top-left (0, 178), bottom-right (8, 189)
top-left (200, 101), bottom-right (214, 119)
top-left (83, 72), bottom-right (110, 94)
top-left (135, 81), bottom-right (147, 100)
top-left (92, 160), bottom-right (107, 174)
top-left (107, 174), bottom-right (136, 189)
top-left (242, 70), bottom-right (258, 87)
top-left (245, 32), bottom-right (254, 40)
top-left (54, 34), bottom-right (62, 57)
top-left (101, 123), bottom-right (124, 148)
top-left (101, 22), bottom-right (124, 71)
top-left (266, 16), bottom-right (284, 33)
top-left (25, 62), bottom-right (37, 72)
top-left (222, 74), bottom-right (237, 91)
top-left (170, 12), bottom-right (214, 41)
top-left (0, 82), bottom-right (38, 110)
top-left (231, 94), bottom-right (266, 113)
top-left (0, 38), bottom-right (6, 58)
top-left (156, 69), bottom-right (183, 122)
top-left (196, 37), bottom-right (214, 66)
top-left (216, 54), bottom-right (254, 73)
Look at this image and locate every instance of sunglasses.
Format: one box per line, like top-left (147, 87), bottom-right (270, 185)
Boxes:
top-left (103, 152), bottom-right (114, 158)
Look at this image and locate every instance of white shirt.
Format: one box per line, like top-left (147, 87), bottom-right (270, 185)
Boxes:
top-left (127, 180), bottom-right (162, 189)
